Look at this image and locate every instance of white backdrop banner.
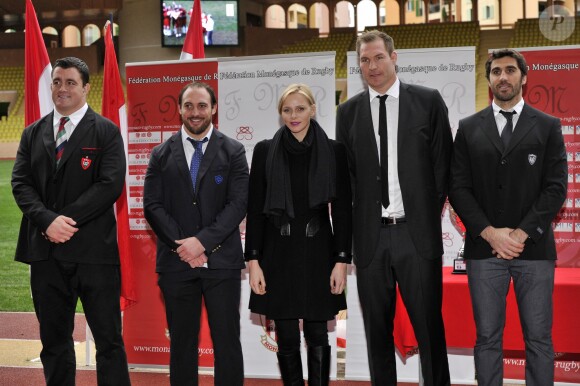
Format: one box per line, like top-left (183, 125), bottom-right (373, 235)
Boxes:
top-left (344, 47), bottom-right (476, 382)
top-left (217, 52), bottom-right (340, 379)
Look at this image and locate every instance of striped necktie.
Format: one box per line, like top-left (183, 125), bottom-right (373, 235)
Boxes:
top-left (55, 116), bottom-right (69, 167)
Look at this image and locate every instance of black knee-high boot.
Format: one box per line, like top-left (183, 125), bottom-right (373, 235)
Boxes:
top-left (307, 345), bottom-right (330, 386)
top-left (277, 351), bottom-right (304, 386)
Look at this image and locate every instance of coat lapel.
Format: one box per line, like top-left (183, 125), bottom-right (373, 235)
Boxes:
top-left (398, 83), bottom-right (414, 153)
top-left (56, 108), bottom-right (95, 170)
top-left (170, 131), bottom-right (196, 195)
top-left (42, 113), bottom-right (57, 168)
top-left (197, 129), bottom-right (221, 187)
top-left (479, 106), bottom-right (504, 155)
top-left (356, 91), bottom-right (379, 163)
top-left (504, 104), bottom-right (536, 155)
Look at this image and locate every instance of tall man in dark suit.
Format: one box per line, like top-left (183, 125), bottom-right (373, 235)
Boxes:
top-left (336, 30), bottom-right (452, 385)
top-left (449, 49), bottom-right (567, 386)
top-left (143, 82), bottom-right (248, 386)
top-left (11, 57), bottom-right (131, 386)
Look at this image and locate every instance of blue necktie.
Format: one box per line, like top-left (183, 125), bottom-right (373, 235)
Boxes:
top-left (187, 137), bottom-right (208, 192)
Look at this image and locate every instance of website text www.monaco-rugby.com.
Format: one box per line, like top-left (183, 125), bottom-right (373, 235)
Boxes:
top-left (133, 346), bottom-right (214, 356)
top-left (504, 358), bottom-right (580, 373)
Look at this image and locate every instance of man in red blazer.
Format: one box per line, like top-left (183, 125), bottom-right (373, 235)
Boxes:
top-left (12, 57), bottom-right (130, 386)
top-left (143, 82), bottom-right (248, 386)
top-left (450, 49), bottom-right (567, 385)
top-left (336, 30), bottom-right (452, 385)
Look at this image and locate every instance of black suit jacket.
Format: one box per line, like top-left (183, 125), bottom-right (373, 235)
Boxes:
top-left (449, 104), bottom-right (567, 260)
top-left (12, 108), bottom-right (126, 264)
top-left (143, 129), bottom-right (249, 272)
top-left (336, 82), bottom-right (453, 267)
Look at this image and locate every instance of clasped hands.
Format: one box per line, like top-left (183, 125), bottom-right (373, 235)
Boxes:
top-left (45, 215), bottom-right (78, 243)
top-left (481, 226), bottom-right (528, 260)
top-left (175, 237), bottom-right (208, 268)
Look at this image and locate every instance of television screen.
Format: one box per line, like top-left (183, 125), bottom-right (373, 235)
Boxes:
top-left (161, 1), bottom-right (239, 47)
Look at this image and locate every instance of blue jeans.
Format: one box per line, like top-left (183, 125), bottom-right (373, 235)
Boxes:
top-left (467, 258), bottom-right (555, 386)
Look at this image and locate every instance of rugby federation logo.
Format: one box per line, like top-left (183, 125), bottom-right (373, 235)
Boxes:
top-left (81, 156), bottom-right (92, 170)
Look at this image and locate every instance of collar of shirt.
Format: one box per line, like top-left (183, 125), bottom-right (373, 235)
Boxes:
top-left (368, 77), bottom-right (401, 102)
top-left (53, 103), bottom-right (89, 140)
top-left (492, 98), bottom-right (524, 131)
top-left (181, 124), bottom-right (213, 167)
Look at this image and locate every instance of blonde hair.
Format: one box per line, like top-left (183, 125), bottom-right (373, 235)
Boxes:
top-left (277, 83), bottom-right (316, 115)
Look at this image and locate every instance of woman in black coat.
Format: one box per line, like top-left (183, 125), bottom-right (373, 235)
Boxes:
top-left (245, 84), bottom-right (352, 386)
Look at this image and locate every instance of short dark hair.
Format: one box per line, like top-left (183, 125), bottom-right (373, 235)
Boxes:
top-left (178, 82), bottom-right (217, 108)
top-left (485, 49), bottom-right (528, 80)
top-left (52, 57), bottom-right (90, 85)
top-left (356, 30), bottom-right (395, 57)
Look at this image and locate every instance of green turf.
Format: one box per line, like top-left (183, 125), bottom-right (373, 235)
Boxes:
top-left (0, 159), bottom-right (31, 311)
top-left (0, 159), bottom-right (82, 313)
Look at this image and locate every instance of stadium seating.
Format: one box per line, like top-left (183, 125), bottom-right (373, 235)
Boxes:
top-left (2, 18), bottom-right (580, 143)
top-left (0, 70), bottom-right (103, 142)
top-left (277, 22), bottom-right (480, 80)
top-left (277, 32), bottom-right (356, 79)
top-left (510, 16), bottom-right (580, 48)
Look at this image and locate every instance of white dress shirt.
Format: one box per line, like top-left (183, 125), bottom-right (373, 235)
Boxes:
top-left (182, 124), bottom-right (213, 168)
top-left (492, 98), bottom-right (524, 136)
top-left (369, 79), bottom-right (405, 218)
top-left (53, 103), bottom-right (89, 141)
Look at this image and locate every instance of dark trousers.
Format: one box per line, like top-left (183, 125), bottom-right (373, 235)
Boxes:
top-left (356, 223), bottom-right (450, 386)
top-left (274, 319), bottom-right (328, 355)
top-left (30, 258), bottom-right (130, 386)
top-left (158, 269), bottom-right (244, 386)
top-left (467, 258), bottom-right (555, 386)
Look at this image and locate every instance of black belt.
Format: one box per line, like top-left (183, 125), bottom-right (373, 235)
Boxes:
top-left (381, 216), bottom-right (406, 225)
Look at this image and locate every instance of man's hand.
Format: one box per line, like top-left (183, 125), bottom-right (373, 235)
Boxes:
top-left (185, 253), bottom-right (208, 268)
top-left (248, 260), bottom-right (266, 295)
top-left (510, 228), bottom-right (529, 244)
top-left (330, 263), bottom-right (347, 294)
top-left (175, 236), bottom-right (205, 259)
top-left (481, 226), bottom-right (524, 260)
top-left (45, 215), bottom-right (78, 243)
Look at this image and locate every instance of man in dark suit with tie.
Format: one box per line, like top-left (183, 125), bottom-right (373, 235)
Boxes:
top-left (449, 49), bottom-right (567, 385)
top-left (11, 57), bottom-right (131, 386)
top-left (336, 30), bottom-right (452, 385)
top-left (143, 82), bottom-right (248, 386)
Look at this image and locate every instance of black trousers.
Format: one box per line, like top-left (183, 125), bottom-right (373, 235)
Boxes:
top-left (30, 258), bottom-right (130, 386)
top-left (158, 268), bottom-right (243, 386)
top-left (357, 223), bottom-right (450, 386)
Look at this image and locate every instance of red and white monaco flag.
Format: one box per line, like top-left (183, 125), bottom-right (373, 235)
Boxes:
top-left (25, 0), bottom-right (53, 125)
top-left (102, 21), bottom-right (137, 311)
top-left (180, 0), bottom-right (205, 60)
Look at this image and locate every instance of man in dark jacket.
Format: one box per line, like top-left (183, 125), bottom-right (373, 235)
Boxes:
top-left (449, 49), bottom-right (568, 385)
top-left (336, 30), bottom-right (452, 385)
top-left (12, 57), bottom-right (130, 386)
top-left (144, 82), bottom-right (248, 386)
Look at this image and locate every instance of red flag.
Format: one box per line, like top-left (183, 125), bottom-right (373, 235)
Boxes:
top-left (180, 0), bottom-right (205, 59)
top-left (25, 0), bottom-right (53, 125)
top-left (102, 21), bottom-right (137, 311)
